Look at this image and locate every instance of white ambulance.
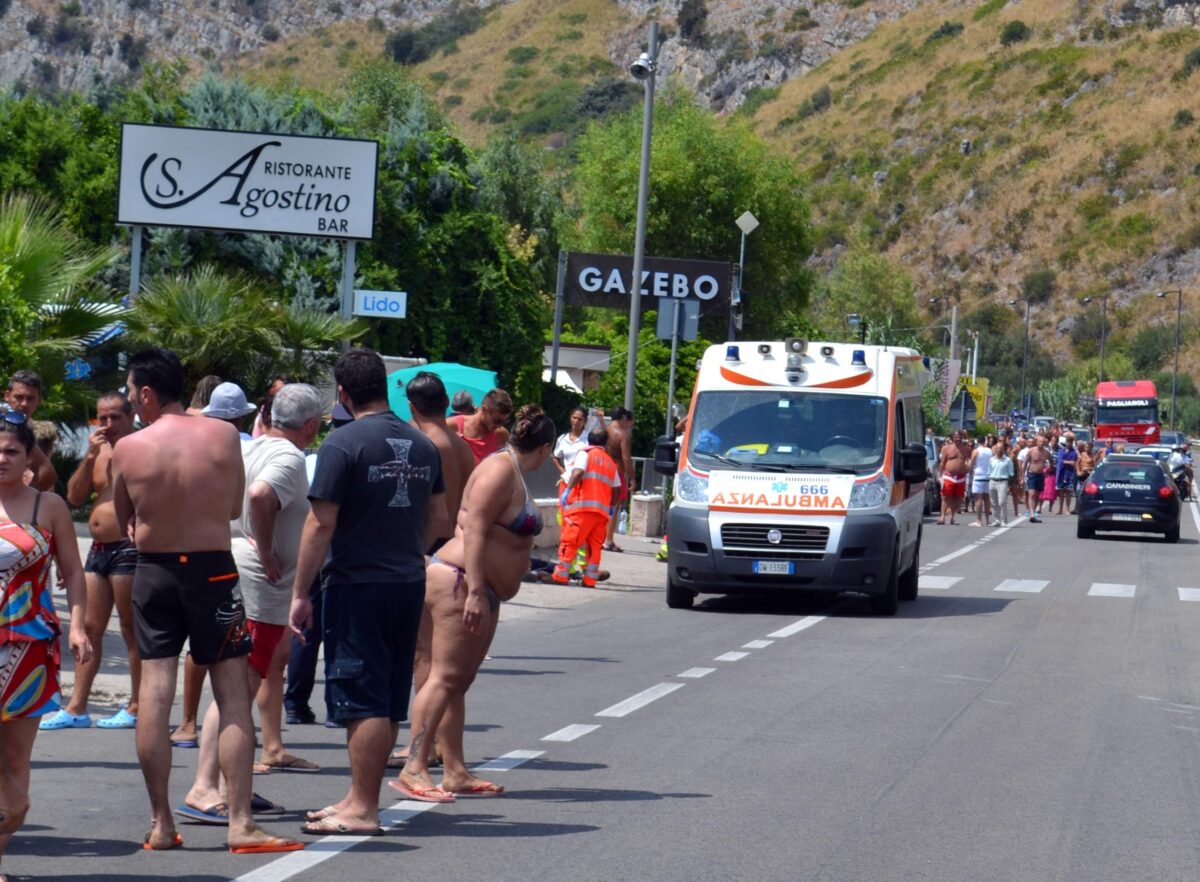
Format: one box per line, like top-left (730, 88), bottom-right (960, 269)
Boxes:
top-left (655, 338), bottom-right (929, 615)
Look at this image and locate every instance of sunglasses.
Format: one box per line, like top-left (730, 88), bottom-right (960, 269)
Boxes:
top-left (1, 411), bottom-right (27, 426)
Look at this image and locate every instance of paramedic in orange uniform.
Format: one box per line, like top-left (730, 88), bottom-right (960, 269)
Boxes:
top-left (553, 427), bottom-right (621, 588)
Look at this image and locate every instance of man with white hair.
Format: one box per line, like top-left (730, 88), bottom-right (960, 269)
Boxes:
top-left (179, 383), bottom-right (325, 821)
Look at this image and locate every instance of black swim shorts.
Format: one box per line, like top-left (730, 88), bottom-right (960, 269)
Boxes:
top-left (321, 580), bottom-right (424, 724)
top-left (84, 539), bottom-right (138, 578)
top-left (132, 551), bottom-right (253, 666)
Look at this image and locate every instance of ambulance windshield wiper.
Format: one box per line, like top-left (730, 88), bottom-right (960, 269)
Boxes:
top-left (697, 451), bottom-right (787, 471)
top-left (795, 464), bottom-right (858, 474)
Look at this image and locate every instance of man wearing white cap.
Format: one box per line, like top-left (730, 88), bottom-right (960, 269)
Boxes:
top-left (202, 382), bottom-right (258, 440)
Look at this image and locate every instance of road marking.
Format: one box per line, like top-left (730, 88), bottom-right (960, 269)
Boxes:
top-left (742, 639), bottom-right (774, 649)
top-left (994, 578), bottom-right (1048, 593)
top-left (715, 651), bottom-right (749, 661)
top-left (234, 803), bottom-right (437, 882)
top-left (596, 683), bottom-right (684, 718)
top-left (677, 667), bottom-right (716, 678)
top-left (1088, 582), bottom-right (1136, 598)
top-left (768, 616), bottom-right (825, 638)
top-left (542, 723), bottom-right (601, 742)
top-left (1189, 499), bottom-right (1200, 536)
top-left (1179, 588), bottom-right (1200, 602)
top-left (923, 516), bottom-right (1028, 570)
top-left (473, 749), bottom-right (544, 771)
top-left (919, 575), bottom-right (962, 590)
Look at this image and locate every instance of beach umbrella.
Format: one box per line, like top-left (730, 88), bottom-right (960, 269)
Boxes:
top-left (387, 362), bottom-right (498, 421)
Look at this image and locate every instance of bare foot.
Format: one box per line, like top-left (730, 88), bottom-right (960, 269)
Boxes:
top-left (170, 723), bottom-right (197, 743)
top-left (305, 804), bottom-right (344, 822)
top-left (143, 819), bottom-right (182, 851)
top-left (441, 774), bottom-right (505, 798)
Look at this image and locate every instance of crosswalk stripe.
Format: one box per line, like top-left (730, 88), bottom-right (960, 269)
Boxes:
top-left (919, 575), bottom-right (962, 590)
top-left (1088, 582), bottom-right (1136, 598)
top-left (994, 579), bottom-right (1049, 593)
top-left (1179, 588), bottom-right (1200, 602)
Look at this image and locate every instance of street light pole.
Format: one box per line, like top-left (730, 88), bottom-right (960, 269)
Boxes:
top-left (730, 210), bottom-right (758, 341)
top-left (1157, 289), bottom-right (1184, 429)
top-left (622, 21), bottom-right (658, 414)
top-left (1009, 297), bottom-right (1030, 415)
top-left (1082, 293), bottom-right (1110, 382)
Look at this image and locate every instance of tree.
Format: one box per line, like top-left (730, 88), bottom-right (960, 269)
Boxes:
top-left (808, 246), bottom-right (918, 342)
top-left (678, 0), bottom-right (708, 45)
top-left (568, 86), bottom-right (813, 339)
top-left (1129, 324), bottom-right (1173, 373)
top-left (124, 265), bottom-right (363, 396)
top-left (0, 194), bottom-right (124, 422)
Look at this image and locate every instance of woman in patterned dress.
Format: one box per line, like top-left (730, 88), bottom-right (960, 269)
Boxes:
top-left (0, 411), bottom-right (90, 876)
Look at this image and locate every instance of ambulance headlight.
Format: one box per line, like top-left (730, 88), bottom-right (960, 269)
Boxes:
top-left (849, 473), bottom-right (889, 509)
top-left (676, 468), bottom-right (710, 503)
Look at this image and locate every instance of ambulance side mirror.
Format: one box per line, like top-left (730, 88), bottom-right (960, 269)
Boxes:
top-left (654, 435), bottom-right (679, 475)
top-left (898, 443), bottom-right (928, 484)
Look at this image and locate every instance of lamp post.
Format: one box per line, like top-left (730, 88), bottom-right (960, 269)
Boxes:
top-left (622, 21), bottom-right (659, 413)
top-left (1157, 289), bottom-right (1184, 429)
top-left (1009, 297), bottom-right (1031, 416)
top-left (1081, 293), bottom-right (1110, 382)
top-left (729, 210), bottom-right (758, 341)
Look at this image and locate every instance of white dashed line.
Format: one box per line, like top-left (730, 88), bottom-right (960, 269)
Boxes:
top-left (767, 616), bottom-right (825, 638)
top-left (994, 578), bottom-right (1048, 594)
top-left (742, 639), bottom-right (774, 649)
top-left (919, 575), bottom-right (962, 590)
top-left (1088, 582), bottom-right (1136, 598)
top-left (1179, 588), bottom-right (1200, 602)
top-left (473, 749), bottom-right (544, 771)
top-left (542, 723), bottom-right (601, 742)
top-left (714, 651), bottom-right (749, 662)
top-left (677, 667), bottom-right (716, 678)
top-left (595, 683), bottom-right (684, 718)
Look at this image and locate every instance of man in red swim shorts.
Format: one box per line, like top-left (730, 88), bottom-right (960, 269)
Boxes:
top-left (938, 431), bottom-right (971, 525)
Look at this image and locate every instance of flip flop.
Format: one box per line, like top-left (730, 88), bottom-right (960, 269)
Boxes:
top-left (447, 780), bottom-right (504, 798)
top-left (251, 792), bottom-right (286, 814)
top-left (175, 803), bottom-right (228, 825)
top-left (387, 752), bottom-right (441, 769)
top-left (259, 754), bottom-right (320, 773)
top-left (302, 816), bottom-right (384, 837)
top-left (143, 831), bottom-right (183, 851)
top-left (602, 542), bottom-right (624, 552)
top-left (39, 709), bottom-right (92, 730)
top-left (386, 779), bottom-right (455, 803)
top-left (97, 708), bottom-right (137, 729)
top-left (230, 837), bottom-right (305, 854)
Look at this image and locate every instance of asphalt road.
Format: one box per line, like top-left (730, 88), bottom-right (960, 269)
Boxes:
top-left (19, 506), bottom-right (1200, 881)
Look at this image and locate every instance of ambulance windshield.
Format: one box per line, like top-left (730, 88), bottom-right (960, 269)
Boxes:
top-left (687, 391), bottom-right (888, 473)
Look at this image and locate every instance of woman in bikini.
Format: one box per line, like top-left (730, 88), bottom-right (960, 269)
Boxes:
top-left (390, 404), bottom-right (554, 802)
top-left (0, 411), bottom-right (90, 874)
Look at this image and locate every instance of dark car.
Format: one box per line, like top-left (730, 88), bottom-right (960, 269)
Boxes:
top-left (1077, 453), bottom-right (1181, 542)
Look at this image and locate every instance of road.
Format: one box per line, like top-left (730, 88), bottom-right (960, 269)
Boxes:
top-left (21, 504), bottom-right (1200, 882)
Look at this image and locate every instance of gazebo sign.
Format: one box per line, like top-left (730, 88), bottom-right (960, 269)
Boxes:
top-left (117, 123), bottom-right (378, 240)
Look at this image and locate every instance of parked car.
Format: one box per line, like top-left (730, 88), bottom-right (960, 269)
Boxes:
top-left (1160, 430), bottom-right (1188, 448)
top-left (1077, 453), bottom-right (1180, 542)
top-left (924, 434), bottom-right (941, 515)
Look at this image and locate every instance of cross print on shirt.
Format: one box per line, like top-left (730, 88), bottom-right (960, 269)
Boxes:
top-left (367, 437), bottom-right (433, 508)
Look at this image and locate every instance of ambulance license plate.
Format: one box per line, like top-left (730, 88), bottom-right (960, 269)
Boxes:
top-left (754, 560), bottom-right (794, 575)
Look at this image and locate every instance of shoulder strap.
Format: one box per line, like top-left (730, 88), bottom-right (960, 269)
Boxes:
top-left (31, 491), bottom-right (42, 525)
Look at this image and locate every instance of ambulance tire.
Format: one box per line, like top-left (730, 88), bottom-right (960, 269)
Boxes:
top-left (666, 578), bottom-right (695, 610)
top-left (898, 540), bottom-right (919, 602)
top-left (870, 544), bottom-right (900, 616)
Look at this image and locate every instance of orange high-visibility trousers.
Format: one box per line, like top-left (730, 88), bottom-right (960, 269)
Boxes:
top-left (553, 511), bottom-right (609, 587)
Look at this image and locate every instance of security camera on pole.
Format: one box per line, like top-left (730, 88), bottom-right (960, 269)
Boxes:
top-left (623, 21), bottom-right (659, 414)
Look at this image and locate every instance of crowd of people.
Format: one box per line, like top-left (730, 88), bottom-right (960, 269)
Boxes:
top-left (0, 349), bottom-right (635, 875)
top-left (935, 421), bottom-right (1192, 527)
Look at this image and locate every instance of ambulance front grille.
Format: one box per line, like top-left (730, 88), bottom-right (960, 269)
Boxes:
top-left (720, 523), bottom-right (829, 555)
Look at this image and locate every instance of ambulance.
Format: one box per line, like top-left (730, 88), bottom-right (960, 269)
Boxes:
top-left (654, 338), bottom-right (929, 615)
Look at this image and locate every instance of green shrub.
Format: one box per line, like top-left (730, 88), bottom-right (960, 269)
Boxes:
top-left (1174, 109), bottom-right (1195, 128)
top-left (443, 94), bottom-right (462, 107)
top-left (811, 84), bottom-right (832, 112)
top-left (1077, 194), bottom-right (1116, 227)
top-left (428, 70), bottom-right (449, 84)
top-left (786, 7), bottom-right (818, 32)
top-left (1117, 213), bottom-right (1154, 237)
top-left (506, 45), bottom-right (538, 64)
top-left (1182, 46), bottom-right (1200, 77)
top-left (555, 29), bottom-right (583, 42)
top-left (261, 22), bottom-right (279, 41)
top-left (972, 0), bottom-right (1007, 21)
top-left (678, 0), bottom-right (708, 45)
top-left (926, 21), bottom-right (964, 44)
top-left (737, 85), bottom-right (781, 117)
top-left (384, 2), bottom-right (487, 65)
top-left (1000, 20), bottom-right (1031, 46)
top-left (1022, 268), bottom-right (1056, 303)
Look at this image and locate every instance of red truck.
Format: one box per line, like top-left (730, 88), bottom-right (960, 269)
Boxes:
top-left (1094, 380), bottom-right (1160, 447)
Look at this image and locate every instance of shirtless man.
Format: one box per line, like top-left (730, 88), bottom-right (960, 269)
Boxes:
top-left (453, 388), bottom-right (511, 465)
top-left (41, 392), bottom-right (140, 731)
top-left (1023, 434), bottom-right (1051, 524)
top-left (389, 370), bottom-right (475, 768)
top-left (112, 348), bottom-right (301, 854)
top-left (5, 370), bottom-right (56, 491)
top-left (938, 431), bottom-right (971, 525)
top-left (603, 407), bottom-right (635, 551)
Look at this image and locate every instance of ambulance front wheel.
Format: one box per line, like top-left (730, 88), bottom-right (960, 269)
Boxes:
top-left (869, 545), bottom-right (900, 616)
top-left (667, 577), bottom-right (696, 609)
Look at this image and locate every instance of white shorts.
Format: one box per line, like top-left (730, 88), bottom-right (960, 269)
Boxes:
top-left (972, 480), bottom-right (989, 495)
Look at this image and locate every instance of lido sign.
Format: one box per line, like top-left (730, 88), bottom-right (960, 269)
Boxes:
top-left (117, 123), bottom-right (378, 240)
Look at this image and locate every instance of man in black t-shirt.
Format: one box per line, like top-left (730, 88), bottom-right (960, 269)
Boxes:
top-left (290, 348), bottom-right (448, 836)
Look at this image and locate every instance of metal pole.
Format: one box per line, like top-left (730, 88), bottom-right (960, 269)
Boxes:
top-left (550, 250), bottom-right (567, 381)
top-left (1098, 294), bottom-right (1108, 383)
top-left (340, 239), bottom-right (356, 321)
top-left (128, 225), bottom-right (143, 299)
top-left (1019, 300), bottom-right (1029, 417)
top-left (949, 305), bottom-right (959, 363)
top-left (971, 333), bottom-right (979, 382)
top-left (730, 230), bottom-right (747, 341)
top-left (665, 301), bottom-right (681, 437)
top-left (1171, 290), bottom-right (1182, 429)
top-left (623, 20), bottom-right (658, 413)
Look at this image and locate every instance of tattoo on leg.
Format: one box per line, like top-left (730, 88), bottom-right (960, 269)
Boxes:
top-left (410, 726), bottom-right (427, 757)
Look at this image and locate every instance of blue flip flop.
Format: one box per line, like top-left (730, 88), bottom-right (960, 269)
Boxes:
top-left (39, 709), bottom-right (92, 731)
top-left (97, 708), bottom-right (137, 729)
top-left (175, 803), bottom-right (229, 825)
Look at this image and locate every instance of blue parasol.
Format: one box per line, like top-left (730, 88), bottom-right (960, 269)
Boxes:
top-left (387, 362), bottom-right (498, 421)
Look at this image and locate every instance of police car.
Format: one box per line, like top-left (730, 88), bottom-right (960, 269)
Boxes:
top-left (1076, 453), bottom-right (1181, 542)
